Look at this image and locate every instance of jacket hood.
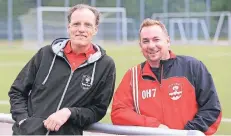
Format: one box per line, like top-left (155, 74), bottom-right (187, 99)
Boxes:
top-left (51, 38), bottom-right (105, 64)
top-left (41, 38), bottom-right (106, 86)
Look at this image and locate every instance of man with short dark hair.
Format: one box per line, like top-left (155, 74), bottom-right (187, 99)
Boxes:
top-left (9, 4), bottom-right (116, 135)
top-left (111, 18), bottom-right (221, 135)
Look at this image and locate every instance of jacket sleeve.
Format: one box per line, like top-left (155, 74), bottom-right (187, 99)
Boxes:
top-left (68, 60), bottom-right (116, 128)
top-left (184, 61), bottom-right (222, 135)
top-left (8, 49), bottom-right (42, 124)
top-left (111, 69), bottom-right (161, 127)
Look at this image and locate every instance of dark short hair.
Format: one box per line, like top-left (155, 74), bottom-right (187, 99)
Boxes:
top-left (67, 4), bottom-right (100, 26)
top-left (139, 18), bottom-right (168, 36)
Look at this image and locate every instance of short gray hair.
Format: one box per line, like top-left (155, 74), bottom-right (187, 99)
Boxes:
top-left (67, 4), bottom-right (100, 26)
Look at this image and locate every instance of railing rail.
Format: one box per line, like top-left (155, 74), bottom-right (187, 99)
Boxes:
top-left (0, 113), bottom-right (205, 135)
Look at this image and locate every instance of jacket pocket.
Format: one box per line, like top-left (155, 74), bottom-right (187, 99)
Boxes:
top-left (19, 117), bottom-right (47, 135)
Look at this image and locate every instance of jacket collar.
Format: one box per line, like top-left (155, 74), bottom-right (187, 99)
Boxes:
top-left (141, 50), bottom-right (176, 78)
top-left (51, 38), bottom-right (105, 64)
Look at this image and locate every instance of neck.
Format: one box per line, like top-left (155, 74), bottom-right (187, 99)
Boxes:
top-left (70, 42), bottom-right (91, 54)
top-left (148, 61), bottom-right (160, 68)
top-left (148, 51), bottom-right (171, 68)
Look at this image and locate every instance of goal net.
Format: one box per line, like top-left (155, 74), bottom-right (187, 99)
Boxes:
top-left (18, 6), bottom-right (128, 49)
top-left (152, 12), bottom-right (231, 45)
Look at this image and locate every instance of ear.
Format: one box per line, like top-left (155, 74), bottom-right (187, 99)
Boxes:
top-left (167, 36), bottom-right (170, 48)
top-left (139, 42), bottom-right (144, 53)
top-left (139, 37), bottom-right (142, 48)
top-left (167, 36), bottom-right (170, 43)
top-left (67, 24), bottom-right (71, 34)
top-left (93, 26), bottom-right (98, 36)
top-left (139, 42), bottom-right (142, 47)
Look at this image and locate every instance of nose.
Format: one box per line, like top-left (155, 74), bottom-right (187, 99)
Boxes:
top-left (78, 24), bottom-right (86, 32)
top-left (147, 40), bottom-right (157, 49)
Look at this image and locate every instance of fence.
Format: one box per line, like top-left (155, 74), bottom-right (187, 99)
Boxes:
top-left (1, 0), bottom-right (231, 46)
top-left (0, 113), bottom-right (205, 135)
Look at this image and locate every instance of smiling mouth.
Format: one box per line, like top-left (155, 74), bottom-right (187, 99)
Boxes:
top-left (76, 35), bottom-right (87, 38)
top-left (148, 50), bottom-right (159, 54)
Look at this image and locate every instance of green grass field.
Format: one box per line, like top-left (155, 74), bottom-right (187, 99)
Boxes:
top-left (0, 42), bottom-right (230, 134)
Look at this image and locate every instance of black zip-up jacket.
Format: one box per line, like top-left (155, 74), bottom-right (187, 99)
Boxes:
top-left (8, 38), bottom-right (116, 135)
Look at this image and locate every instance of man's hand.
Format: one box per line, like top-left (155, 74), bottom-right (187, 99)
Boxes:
top-left (158, 124), bottom-right (169, 129)
top-left (44, 108), bottom-right (71, 132)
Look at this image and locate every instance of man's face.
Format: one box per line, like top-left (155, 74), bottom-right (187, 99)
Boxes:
top-left (140, 25), bottom-right (170, 63)
top-left (68, 8), bottom-right (97, 47)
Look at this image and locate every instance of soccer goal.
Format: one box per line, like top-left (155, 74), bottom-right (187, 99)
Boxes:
top-left (18, 6), bottom-right (128, 49)
top-left (152, 11), bottom-right (231, 45)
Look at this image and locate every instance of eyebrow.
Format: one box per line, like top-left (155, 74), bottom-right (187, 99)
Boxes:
top-left (72, 22), bottom-right (80, 24)
top-left (85, 22), bottom-right (93, 26)
top-left (142, 36), bottom-right (159, 40)
top-left (142, 38), bottom-right (149, 41)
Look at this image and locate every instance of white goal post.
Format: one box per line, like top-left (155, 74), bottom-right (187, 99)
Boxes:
top-left (152, 11), bottom-right (231, 45)
top-left (19, 6), bottom-right (128, 48)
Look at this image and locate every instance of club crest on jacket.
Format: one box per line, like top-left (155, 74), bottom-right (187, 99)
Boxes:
top-left (81, 75), bottom-right (92, 90)
top-left (168, 83), bottom-right (183, 100)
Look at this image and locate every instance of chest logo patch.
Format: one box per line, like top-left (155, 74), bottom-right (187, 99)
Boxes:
top-left (81, 75), bottom-right (92, 90)
top-left (168, 83), bottom-right (183, 100)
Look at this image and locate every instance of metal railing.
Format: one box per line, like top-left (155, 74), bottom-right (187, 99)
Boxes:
top-left (0, 113), bottom-right (205, 135)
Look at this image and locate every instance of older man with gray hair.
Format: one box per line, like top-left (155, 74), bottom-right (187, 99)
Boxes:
top-left (9, 4), bottom-right (116, 135)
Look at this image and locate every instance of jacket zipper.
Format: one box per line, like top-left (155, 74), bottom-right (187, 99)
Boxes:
top-left (46, 57), bottom-right (74, 136)
top-left (159, 63), bottom-right (165, 124)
